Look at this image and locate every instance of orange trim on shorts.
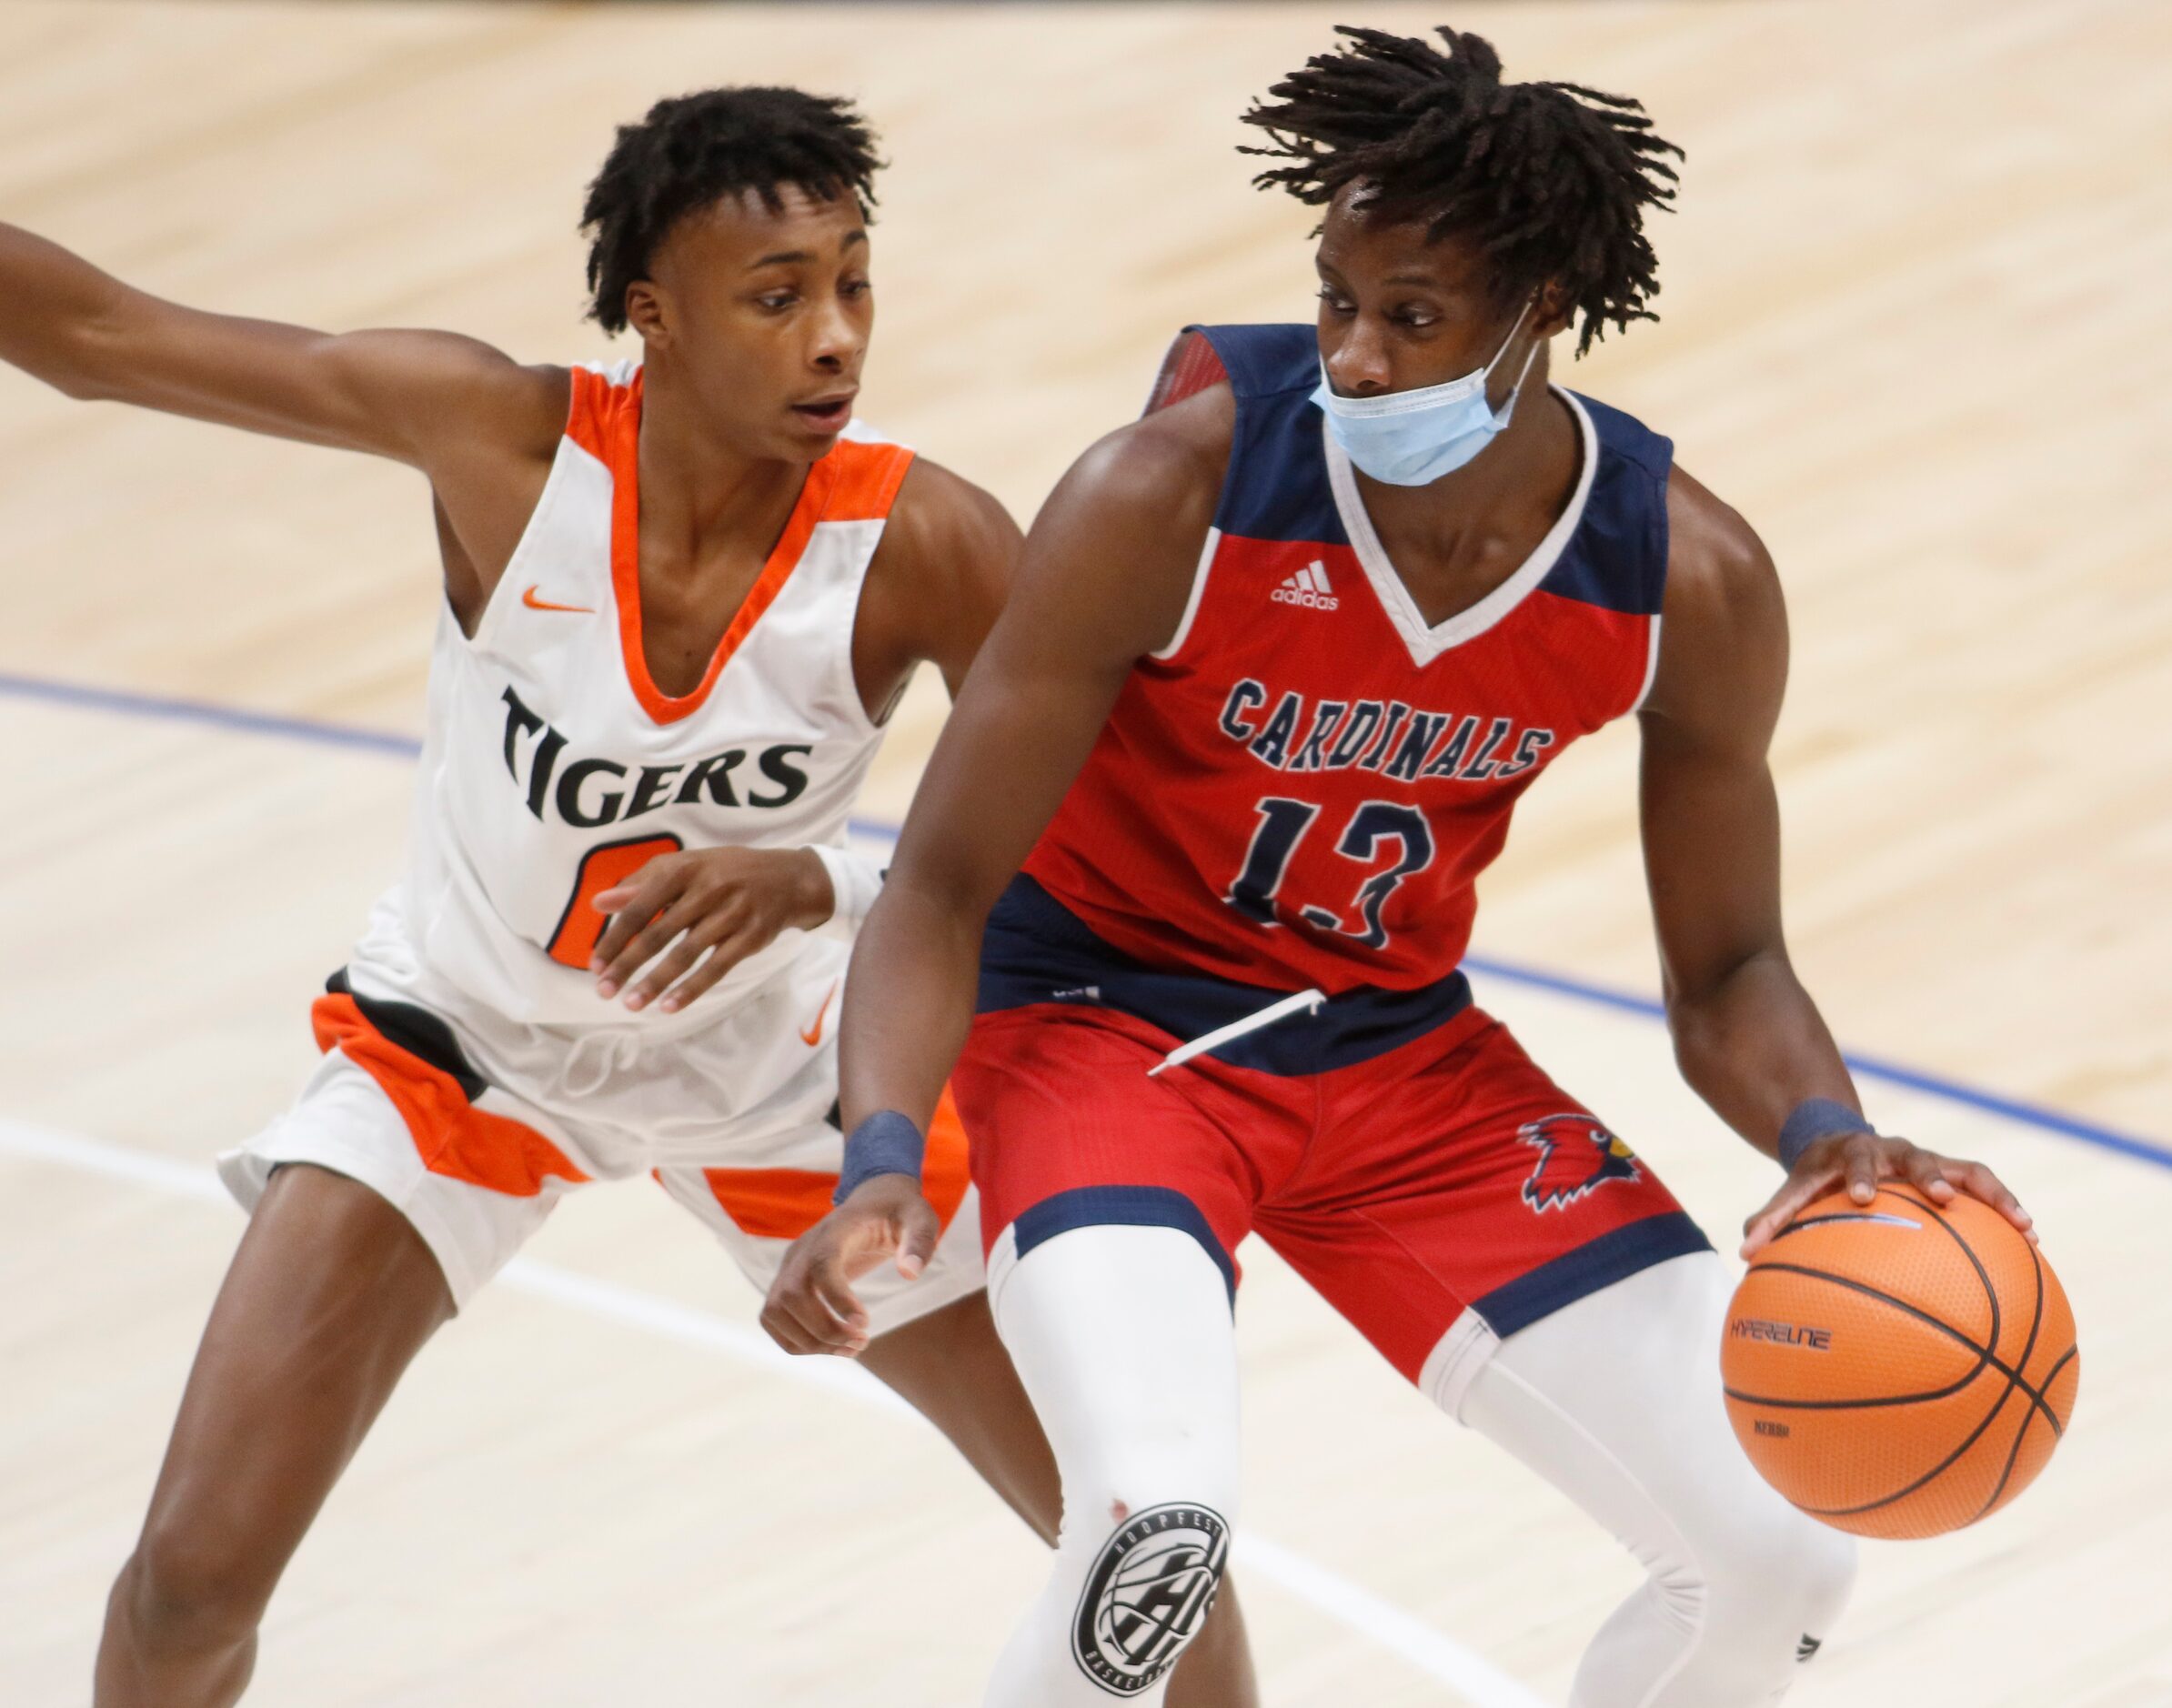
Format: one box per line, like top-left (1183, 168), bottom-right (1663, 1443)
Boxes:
top-left (694, 1167), bottom-right (845, 1241)
top-left (698, 1084), bottom-right (972, 1241)
top-left (576, 365), bottom-right (917, 726)
top-left (920, 1085), bottom-right (972, 1231)
top-left (309, 993), bottom-right (589, 1197)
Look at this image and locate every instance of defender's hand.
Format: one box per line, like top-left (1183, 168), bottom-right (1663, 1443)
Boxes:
top-left (590, 847), bottom-right (832, 1013)
top-left (1741, 1131), bottom-right (2034, 1258)
top-left (760, 1176), bottom-right (941, 1358)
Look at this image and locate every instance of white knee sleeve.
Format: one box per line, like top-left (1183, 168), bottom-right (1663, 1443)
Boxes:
top-left (985, 1224), bottom-right (1242, 1706)
top-left (1456, 1253), bottom-right (1858, 1708)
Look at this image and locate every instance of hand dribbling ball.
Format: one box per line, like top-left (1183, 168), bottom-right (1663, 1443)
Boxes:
top-left (1722, 1182), bottom-right (2077, 1539)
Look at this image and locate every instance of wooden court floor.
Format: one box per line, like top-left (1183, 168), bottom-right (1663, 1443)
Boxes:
top-left (1, 3), bottom-right (2168, 1703)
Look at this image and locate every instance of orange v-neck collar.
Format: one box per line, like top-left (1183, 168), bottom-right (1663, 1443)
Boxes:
top-left (598, 368), bottom-right (838, 727)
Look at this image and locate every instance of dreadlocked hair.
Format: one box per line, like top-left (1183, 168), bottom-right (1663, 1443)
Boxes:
top-left (1241, 26), bottom-right (1682, 355)
top-left (581, 85), bottom-right (883, 334)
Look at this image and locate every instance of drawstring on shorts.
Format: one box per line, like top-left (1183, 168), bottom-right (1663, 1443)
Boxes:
top-left (1147, 988), bottom-right (1326, 1078)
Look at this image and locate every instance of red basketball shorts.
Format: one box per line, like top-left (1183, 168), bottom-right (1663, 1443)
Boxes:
top-left (954, 878), bottom-right (1710, 1410)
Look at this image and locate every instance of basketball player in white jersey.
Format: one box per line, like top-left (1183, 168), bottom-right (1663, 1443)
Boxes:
top-left (0, 88), bottom-right (1252, 1706)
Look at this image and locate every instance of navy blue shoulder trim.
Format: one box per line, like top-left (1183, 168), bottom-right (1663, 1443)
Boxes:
top-left (1573, 390), bottom-right (1674, 482)
top-left (1183, 324), bottom-right (1343, 547)
top-left (1536, 391), bottom-right (1674, 618)
top-left (1189, 324), bottom-right (1317, 400)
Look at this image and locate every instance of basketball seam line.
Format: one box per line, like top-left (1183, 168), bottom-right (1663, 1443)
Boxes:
top-left (1976, 1387), bottom-right (2046, 1525)
top-left (1727, 1261), bottom-right (1996, 1403)
top-left (1805, 1363), bottom-right (2028, 1518)
top-left (1902, 1186), bottom-right (2004, 1383)
top-left (1969, 1235), bottom-right (2055, 1522)
top-left (1729, 1260), bottom-right (2066, 1429)
top-left (1885, 1185), bottom-right (2068, 1441)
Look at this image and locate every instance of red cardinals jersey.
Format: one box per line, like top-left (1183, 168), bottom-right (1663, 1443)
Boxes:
top-left (1020, 324), bottom-right (1672, 998)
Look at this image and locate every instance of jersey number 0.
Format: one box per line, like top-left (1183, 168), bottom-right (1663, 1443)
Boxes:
top-left (547, 833), bottom-right (684, 969)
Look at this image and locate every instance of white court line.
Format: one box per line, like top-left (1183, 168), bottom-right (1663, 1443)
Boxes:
top-left (0, 1115), bottom-right (1547, 1708)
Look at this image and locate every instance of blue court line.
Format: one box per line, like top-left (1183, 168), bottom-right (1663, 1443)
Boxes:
top-left (0, 669), bottom-right (425, 759)
top-left (1453, 955), bottom-right (2172, 1172)
top-left (7, 666), bottom-right (2167, 1174)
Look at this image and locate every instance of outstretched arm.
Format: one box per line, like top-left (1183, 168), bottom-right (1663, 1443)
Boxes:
top-left (0, 219), bottom-right (566, 625)
top-left (0, 221), bottom-right (559, 471)
top-left (759, 391), bottom-right (1231, 1356)
top-left (1641, 467), bottom-right (2031, 1255)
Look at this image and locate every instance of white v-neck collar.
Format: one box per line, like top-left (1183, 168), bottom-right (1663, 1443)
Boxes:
top-left (1322, 385), bottom-right (1597, 669)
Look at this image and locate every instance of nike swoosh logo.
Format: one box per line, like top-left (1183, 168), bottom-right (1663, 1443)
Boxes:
top-left (799, 980), bottom-right (839, 1048)
top-left (523, 586), bottom-right (595, 615)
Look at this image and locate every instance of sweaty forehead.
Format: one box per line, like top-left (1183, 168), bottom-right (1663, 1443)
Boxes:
top-left (662, 183), bottom-right (867, 273)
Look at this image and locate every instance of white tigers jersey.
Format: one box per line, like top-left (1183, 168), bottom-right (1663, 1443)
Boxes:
top-left (364, 358), bottom-right (911, 1035)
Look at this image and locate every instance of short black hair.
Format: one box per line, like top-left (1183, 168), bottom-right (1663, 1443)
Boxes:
top-left (1241, 25), bottom-right (1682, 355)
top-left (580, 85), bottom-right (883, 334)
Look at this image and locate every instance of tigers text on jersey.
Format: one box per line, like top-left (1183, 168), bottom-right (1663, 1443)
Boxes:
top-left (1021, 324), bottom-right (1674, 997)
top-left (380, 359), bottom-right (912, 1032)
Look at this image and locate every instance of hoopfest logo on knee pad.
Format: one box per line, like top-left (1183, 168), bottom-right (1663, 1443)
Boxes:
top-left (1071, 1502), bottom-right (1230, 1695)
top-left (1518, 1113), bottom-right (1642, 1211)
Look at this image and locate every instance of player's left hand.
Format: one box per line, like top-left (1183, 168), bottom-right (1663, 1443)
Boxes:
top-left (590, 846), bottom-right (833, 1013)
top-left (760, 1176), bottom-right (941, 1359)
top-left (1741, 1130), bottom-right (2035, 1258)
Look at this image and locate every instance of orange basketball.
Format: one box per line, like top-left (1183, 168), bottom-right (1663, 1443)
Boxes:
top-left (1721, 1182), bottom-right (2078, 1540)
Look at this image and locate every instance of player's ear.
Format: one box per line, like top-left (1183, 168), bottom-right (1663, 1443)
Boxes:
top-left (624, 278), bottom-right (671, 348)
top-left (1533, 281), bottom-right (1575, 343)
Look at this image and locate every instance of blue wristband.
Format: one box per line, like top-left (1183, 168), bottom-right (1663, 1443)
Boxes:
top-left (834, 1109), bottom-right (926, 1204)
top-left (1777, 1097), bottom-right (1875, 1171)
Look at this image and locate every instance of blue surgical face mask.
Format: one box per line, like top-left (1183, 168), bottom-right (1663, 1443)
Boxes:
top-left (1311, 305), bottom-right (1541, 487)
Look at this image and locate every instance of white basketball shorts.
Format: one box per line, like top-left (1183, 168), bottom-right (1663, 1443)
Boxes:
top-left (217, 931), bottom-right (983, 1329)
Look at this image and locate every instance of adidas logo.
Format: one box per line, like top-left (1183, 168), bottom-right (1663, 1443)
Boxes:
top-left (1272, 559), bottom-right (1340, 611)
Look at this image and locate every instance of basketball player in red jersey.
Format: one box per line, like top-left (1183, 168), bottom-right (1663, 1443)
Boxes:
top-left (771, 30), bottom-right (2036, 1704)
top-left (0, 90), bottom-right (1251, 1707)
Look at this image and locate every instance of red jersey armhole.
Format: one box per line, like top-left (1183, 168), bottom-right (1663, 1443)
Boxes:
top-left (1145, 331), bottom-right (1230, 416)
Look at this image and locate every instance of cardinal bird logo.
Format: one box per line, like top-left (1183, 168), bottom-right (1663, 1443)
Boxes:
top-left (1518, 1115), bottom-right (1642, 1211)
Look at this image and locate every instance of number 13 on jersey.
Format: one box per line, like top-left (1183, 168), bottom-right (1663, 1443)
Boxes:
top-left (1226, 797), bottom-right (1435, 950)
